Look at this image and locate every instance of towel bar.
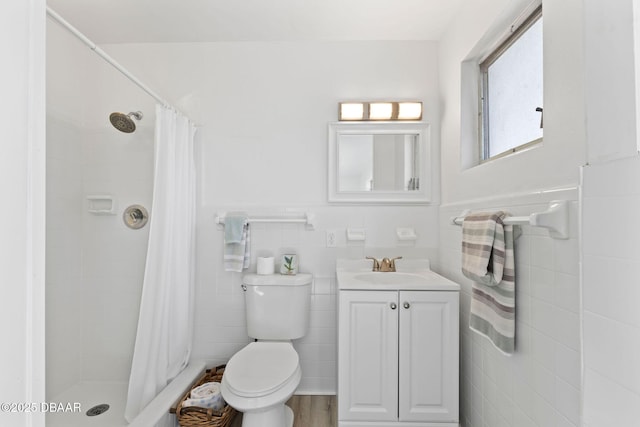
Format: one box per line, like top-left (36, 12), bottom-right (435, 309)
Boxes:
top-left (215, 212), bottom-right (316, 230)
top-left (450, 200), bottom-right (569, 239)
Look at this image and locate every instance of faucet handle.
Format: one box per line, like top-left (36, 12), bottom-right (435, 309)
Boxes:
top-left (389, 256), bottom-right (403, 271)
top-left (366, 256), bottom-right (381, 271)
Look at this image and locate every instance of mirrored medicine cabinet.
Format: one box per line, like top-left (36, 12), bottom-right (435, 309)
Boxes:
top-left (328, 122), bottom-right (431, 204)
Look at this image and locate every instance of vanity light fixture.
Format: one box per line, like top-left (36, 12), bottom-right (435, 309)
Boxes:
top-left (338, 101), bottom-right (422, 121)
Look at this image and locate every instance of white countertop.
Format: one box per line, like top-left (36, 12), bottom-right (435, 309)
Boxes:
top-left (336, 258), bottom-right (460, 291)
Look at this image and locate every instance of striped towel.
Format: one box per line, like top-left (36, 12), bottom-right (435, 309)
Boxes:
top-left (223, 214), bottom-right (251, 272)
top-left (461, 211), bottom-right (516, 355)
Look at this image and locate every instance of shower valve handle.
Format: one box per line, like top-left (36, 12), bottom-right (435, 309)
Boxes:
top-left (129, 209), bottom-right (143, 221)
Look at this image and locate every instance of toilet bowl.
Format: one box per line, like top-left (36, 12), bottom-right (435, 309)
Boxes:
top-left (220, 273), bottom-right (312, 427)
top-left (221, 342), bottom-right (301, 427)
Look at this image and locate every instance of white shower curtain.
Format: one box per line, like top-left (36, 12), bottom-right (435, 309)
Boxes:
top-left (125, 105), bottom-right (197, 424)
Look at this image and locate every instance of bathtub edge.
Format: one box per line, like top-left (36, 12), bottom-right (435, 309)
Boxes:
top-left (127, 360), bottom-right (207, 427)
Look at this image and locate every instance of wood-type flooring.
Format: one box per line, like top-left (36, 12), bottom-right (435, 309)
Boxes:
top-left (229, 395), bottom-right (337, 427)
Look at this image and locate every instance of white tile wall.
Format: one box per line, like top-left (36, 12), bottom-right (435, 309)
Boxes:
top-left (191, 204), bottom-right (438, 394)
top-left (46, 116), bottom-right (84, 398)
top-left (437, 190), bottom-right (580, 427)
top-left (582, 156), bottom-right (640, 427)
top-left (46, 115), bottom-right (154, 396)
top-left (47, 20), bottom-right (157, 395)
top-left (80, 128), bottom-right (154, 382)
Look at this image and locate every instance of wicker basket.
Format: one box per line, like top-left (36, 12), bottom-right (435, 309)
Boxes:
top-left (171, 365), bottom-right (237, 427)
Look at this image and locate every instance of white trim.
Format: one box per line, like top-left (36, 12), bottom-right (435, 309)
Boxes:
top-left (634, 0), bottom-right (640, 153)
top-left (26, 0), bottom-right (47, 425)
top-left (578, 165), bottom-right (585, 427)
top-left (328, 121), bottom-right (432, 204)
top-left (440, 186), bottom-right (579, 210)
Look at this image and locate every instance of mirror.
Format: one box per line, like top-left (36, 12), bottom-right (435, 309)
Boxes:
top-left (338, 133), bottom-right (420, 192)
top-left (328, 122), bottom-right (430, 203)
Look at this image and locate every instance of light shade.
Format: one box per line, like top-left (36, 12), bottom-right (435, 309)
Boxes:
top-left (369, 102), bottom-right (394, 120)
top-left (338, 101), bottom-right (422, 121)
top-left (339, 103), bottom-right (365, 121)
top-left (397, 102), bottom-right (423, 120)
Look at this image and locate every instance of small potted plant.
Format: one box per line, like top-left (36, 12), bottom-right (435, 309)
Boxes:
top-left (280, 254), bottom-right (298, 275)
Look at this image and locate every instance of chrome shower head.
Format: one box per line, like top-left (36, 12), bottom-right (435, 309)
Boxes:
top-left (109, 111), bottom-right (143, 133)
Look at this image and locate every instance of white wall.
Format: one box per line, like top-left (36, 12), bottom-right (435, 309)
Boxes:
top-left (97, 40), bottom-right (441, 393)
top-left (438, 1), bottom-right (586, 426)
top-left (46, 115), bottom-right (151, 392)
top-left (79, 126), bottom-right (154, 383)
top-left (45, 22), bottom-right (88, 399)
top-left (45, 116), bottom-right (84, 397)
top-left (581, 0), bottom-right (640, 425)
top-left (582, 156), bottom-right (640, 427)
top-left (439, 0), bottom-right (586, 204)
top-left (38, 1), bottom-right (640, 425)
top-left (584, 0), bottom-right (638, 162)
top-left (441, 0), bottom-right (640, 426)
top-left (46, 21), bottom-right (155, 394)
top-left (0, 1), bottom-right (46, 426)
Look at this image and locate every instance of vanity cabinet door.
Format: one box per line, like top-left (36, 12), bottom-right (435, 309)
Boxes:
top-left (398, 291), bottom-right (459, 422)
top-left (338, 290), bottom-right (399, 421)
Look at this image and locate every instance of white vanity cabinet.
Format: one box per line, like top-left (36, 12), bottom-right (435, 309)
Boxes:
top-left (337, 261), bottom-right (460, 427)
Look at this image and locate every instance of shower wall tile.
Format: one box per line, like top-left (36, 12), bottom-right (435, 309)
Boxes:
top-left (45, 117), bottom-right (84, 399)
top-left (80, 287), bottom-right (142, 381)
top-left (45, 284), bottom-right (83, 397)
top-left (79, 125), bottom-right (154, 383)
top-left (437, 191), bottom-right (580, 427)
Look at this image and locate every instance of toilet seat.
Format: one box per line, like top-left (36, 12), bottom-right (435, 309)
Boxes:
top-left (224, 342), bottom-right (299, 398)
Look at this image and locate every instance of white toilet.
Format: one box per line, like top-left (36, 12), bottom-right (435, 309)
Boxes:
top-left (220, 273), bottom-right (312, 427)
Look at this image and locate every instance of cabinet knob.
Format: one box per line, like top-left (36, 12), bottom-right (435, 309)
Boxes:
top-left (403, 302), bottom-right (410, 309)
top-left (390, 302), bottom-right (397, 310)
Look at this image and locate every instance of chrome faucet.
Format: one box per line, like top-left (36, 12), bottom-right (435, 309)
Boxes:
top-left (366, 256), bottom-right (402, 272)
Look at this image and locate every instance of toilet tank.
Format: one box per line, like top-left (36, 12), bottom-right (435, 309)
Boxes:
top-left (242, 273), bottom-right (312, 340)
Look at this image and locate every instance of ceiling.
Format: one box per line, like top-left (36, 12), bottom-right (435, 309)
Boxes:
top-left (46, 0), bottom-right (465, 44)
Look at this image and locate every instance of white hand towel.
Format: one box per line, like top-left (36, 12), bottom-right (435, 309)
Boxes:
top-left (224, 213), bottom-right (248, 243)
top-left (223, 213), bottom-right (251, 272)
top-left (182, 382), bottom-right (224, 410)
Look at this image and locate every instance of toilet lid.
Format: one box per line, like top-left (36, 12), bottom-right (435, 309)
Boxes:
top-left (224, 342), bottom-right (299, 398)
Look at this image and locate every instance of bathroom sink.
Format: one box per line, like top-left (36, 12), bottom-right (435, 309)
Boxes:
top-left (353, 272), bottom-right (431, 285)
top-left (336, 259), bottom-right (460, 291)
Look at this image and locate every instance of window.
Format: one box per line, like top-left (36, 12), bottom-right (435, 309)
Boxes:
top-left (479, 6), bottom-right (543, 161)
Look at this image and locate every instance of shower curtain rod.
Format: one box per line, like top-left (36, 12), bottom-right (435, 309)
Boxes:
top-left (46, 6), bottom-right (183, 115)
